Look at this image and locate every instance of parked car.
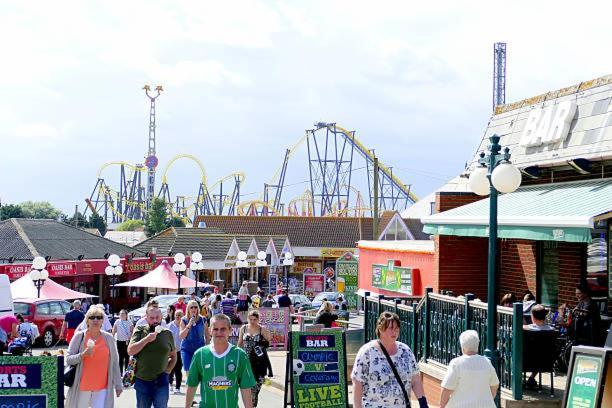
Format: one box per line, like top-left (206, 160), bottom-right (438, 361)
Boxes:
top-left (273, 294), bottom-right (313, 310)
top-left (311, 292), bottom-right (342, 309)
top-left (13, 299), bottom-right (71, 347)
top-left (127, 294), bottom-right (201, 324)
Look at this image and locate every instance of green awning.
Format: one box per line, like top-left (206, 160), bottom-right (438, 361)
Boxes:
top-left (421, 178), bottom-right (612, 243)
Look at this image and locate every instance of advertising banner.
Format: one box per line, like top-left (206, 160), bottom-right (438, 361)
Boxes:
top-left (0, 355), bottom-right (64, 408)
top-left (295, 261), bottom-right (322, 274)
top-left (564, 352), bottom-right (604, 408)
top-left (259, 307), bottom-right (291, 351)
top-left (269, 274), bottom-right (279, 293)
top-left (372, 260), bottom-right (414, 295)
top-left (335, 252), bottom-right (358, 310)
top-left (304, 274), bottom-right (325, 296)
top-left (3, 262), bottom-right (77, 280)
top-left (286, 331), bottom-right (348, 408)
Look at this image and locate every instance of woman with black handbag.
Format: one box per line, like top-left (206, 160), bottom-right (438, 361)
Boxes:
top-left (238, 309), bottom-right (272, 407)
top-left (65, 305), bottom-right (124, 408)
top-left (351, 311), bottom-right (429, 408)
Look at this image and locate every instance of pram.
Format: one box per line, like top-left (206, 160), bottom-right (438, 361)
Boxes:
top-left (8, 336), bottom-right (32, 356)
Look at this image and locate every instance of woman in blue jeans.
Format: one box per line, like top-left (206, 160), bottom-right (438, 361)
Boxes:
top-left (179, 300), bottom-right (209, 378)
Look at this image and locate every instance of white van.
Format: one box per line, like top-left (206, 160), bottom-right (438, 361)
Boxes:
top-left (0, 274), bottom-right (14, 316)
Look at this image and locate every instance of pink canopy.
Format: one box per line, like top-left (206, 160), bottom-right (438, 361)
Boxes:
top-left (116, 260), bottom-right (208, 290)
top-left (11, 274), bottom-right (97, 301)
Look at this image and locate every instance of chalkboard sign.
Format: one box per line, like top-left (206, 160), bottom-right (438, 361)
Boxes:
top-left (284, 331), bottom-right (349, 408)
top-left (0, 355), bottom-right (64, 408)
top-left (562, 346), bottom-right (611, 408)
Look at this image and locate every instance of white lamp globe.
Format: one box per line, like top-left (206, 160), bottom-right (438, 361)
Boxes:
top-left (40, 269), bottom-right (49, 280)
top-left (256, 259), bottom-right (267, 267)
top-left (30, 269), bottom-right (41, 281)
top-left (491, 162), bottom-right (522, 194)
top-left (283, 259), bottom-right (294, 266)
top-left (284, 252), bottom-right (293, 260)
top-left (108, 254), bottom-right (120, 267)
top-left (115, 265), bottom-right (123, 275)
top-left (237, 251), bottom-right (247, 261)
top-left (172, 263), bottom-right (181, 272)
top-left (179, 263), bottom-right (187, 272)
top-left (174, 253), bottom-right (186, 264)
top-left (257, 251), bottom-right (267, 261)
top-left (32, 256), bottom-right (47, 270)
top-left (191, 252), bottom-right (202, 263)
top-left (468, 166), bottom-right (490, 196)
top-left (105, 266), bottom-right (114, 276)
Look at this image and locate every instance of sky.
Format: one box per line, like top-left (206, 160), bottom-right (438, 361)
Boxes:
top-left (1, 0), bottom-right (611, 217)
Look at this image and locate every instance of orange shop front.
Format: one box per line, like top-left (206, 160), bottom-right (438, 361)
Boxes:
top-left (357, 240), bottom-right (434, 297)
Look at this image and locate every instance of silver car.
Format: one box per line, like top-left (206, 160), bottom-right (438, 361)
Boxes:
top-left (127, 294), bottom-right (200, 324)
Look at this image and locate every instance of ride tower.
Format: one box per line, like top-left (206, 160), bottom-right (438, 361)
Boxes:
top-left (493, 43), bottom-right (507, 111)
top-left (143, 85), bottom-right (163, 210)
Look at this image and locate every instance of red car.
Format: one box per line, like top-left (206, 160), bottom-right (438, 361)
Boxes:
top-left (13, 299), bottom-right (71, 348)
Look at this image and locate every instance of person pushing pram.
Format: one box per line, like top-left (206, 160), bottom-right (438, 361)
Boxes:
top-left (8, 314), bottom-right (39, 356)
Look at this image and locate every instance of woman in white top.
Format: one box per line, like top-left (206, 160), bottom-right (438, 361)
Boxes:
top-left (111, 309), bottom-right (133, 373)
top-left (440, 330), bottom-right (499, 408)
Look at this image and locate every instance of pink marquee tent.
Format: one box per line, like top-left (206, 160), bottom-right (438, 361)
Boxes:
top-left (11, 274), bottom-right (97, 301)
top-left (116, 260), bottom-right (209, 290)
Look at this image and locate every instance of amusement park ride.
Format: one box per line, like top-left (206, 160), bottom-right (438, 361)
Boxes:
top-left (84, 87), bottom-right (418, 225)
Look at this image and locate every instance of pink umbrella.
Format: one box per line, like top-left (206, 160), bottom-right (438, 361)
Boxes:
top-left (11, 274), bottom-right (97, 301)
top-left (116, 260), bottom-right (209, 290)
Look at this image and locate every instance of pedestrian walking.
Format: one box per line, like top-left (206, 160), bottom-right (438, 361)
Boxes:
top-left (237, 310), bottom-right (272, 407)
top-left (352, 311), bottom-right (428, 408)
top-left (277, 290), bottom-right (294, 314)
top-left (221, 292), bottom-right (239, 323)
top-left (61, 300), bottom-right (85, 344)
top-left (78, 305), bottom-right (112, 333)
top-left (165, 305), bottom-right (176, 325)
top-left (0, 313), bottom-right (19, 352)
top-left (185, 314), bottom-right (256, 408)
top-left (127, 306), bottom-right (177, 408)
top-left (168, 309), bottom-right (184, 394)
top-left (261, 294), bottom-right (276, 308)
top-left (65, 305), bottom-right (124, 408)
top-left (209, 294), bottom-right (223, 316)
top-left (439, 330), bottom-right (499, 408)
top-left (179, 300), bottom-right (209, 379)
top-left (174, 296), bottom-right (187, 315)
top-left (314, 301), bottom-right (338, 328)
top-left (111, 309), bottom-right (133, 373)
top-left (136, 299), bottom-right (167, 328)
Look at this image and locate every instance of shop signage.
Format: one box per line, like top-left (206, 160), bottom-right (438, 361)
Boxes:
top-left (321, 248), bottom-right (354, 258)
top-left (295, 261), bottom-right (322, 274)
top-left (372, 260), bottom-right (414, 295)
top-left (2, 262), bottom-right (77, 280)
top-left (563, 351), bottom-right (605, 408)
top-left (269, 274), bottom-right (279, 293)
top-left (335, 252), bottom-right (358, 310)
top-left (304, 274), bottom-right (325, 296)
top-left (259, 307), bottom-right (291, 351)
top-left (520, 100), bottom-right (576, 148)
top-left (0, 355), bottom-right (64, 407)
top-left (286, 331), bottom-right (348, 408)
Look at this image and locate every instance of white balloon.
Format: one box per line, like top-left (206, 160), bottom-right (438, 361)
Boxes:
top-left (191, 252), bottom-right (202, 263)
top-left (492, 162), bottom-right (522, 193)
top-left (174, 253), bottom-right (186, 264)
top-left (108, 254), bottom-right (120, 267)
top-left (32, 256), bottom-right (46, 270)
top-left (468, 166), bottom-right (490, 196)
top-left (105, 266), bottom-right (114, 276)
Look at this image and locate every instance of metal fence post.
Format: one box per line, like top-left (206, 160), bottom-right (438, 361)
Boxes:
top-left (363, 291), bottom-right (370, 343)
top-left (394, 298), bottom-right (400, 315)
top-left (424, 287), bottom-right (433, 360)
top-left (511, 302), bottom-right (523, 400)
top-left (411, 302), bottom-right (418, 354)
top-left (464, 293), bottom-right (475, 332)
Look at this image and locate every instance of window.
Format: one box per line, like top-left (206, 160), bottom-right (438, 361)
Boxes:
top-left (586, 226), bottom-right (608, 298)
top-left (382, 217), bottom-right (409, 241)
top-left (36, 303), bottom-right (50, 315)
top-left (13, 303), bottom-right (31, 316)
top-left (539, 242), bottom-right (559, 307)
top-left (49, 302), bottom-right (64, 316)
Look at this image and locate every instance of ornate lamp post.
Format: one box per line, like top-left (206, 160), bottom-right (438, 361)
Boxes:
top-left (105, 254), bottom-right (124, 315)
top-left (468, 134), bottom-right (521, 391)
top-left (282, 252), bottom-right (294, 291)
top-left (172, 253), bottom-right (187, 294)
top-left (29, 256), bottom-right (49, 299)
top-left (236, 251), bottom-right (248, 288)
top-left (190, 252), bottom-right (204, 296)
top-left (255, 251), bottom-right (267, 285)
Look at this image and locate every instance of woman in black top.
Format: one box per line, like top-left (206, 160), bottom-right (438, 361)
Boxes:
top-left (314, 301), bottom-right (338, 328)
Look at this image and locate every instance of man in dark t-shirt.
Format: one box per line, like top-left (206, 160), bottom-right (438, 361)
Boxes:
top-left (277, 290), bottom-right (294, 314)
top-left (60, 300), bottom-right (85, 343)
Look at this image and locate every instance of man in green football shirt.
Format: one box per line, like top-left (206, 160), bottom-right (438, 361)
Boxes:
top-left (185, 314), bottom-right (256, 408)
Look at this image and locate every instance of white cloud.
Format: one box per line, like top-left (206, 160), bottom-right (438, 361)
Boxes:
top-left (148, 60), bottom-right (252, 88)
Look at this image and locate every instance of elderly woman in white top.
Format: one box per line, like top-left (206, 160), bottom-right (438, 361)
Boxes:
top-left (440, 330), bottom-right (499, 408)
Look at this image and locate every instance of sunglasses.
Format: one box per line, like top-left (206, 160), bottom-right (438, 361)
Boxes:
top-left (88, 316), bottom-right (104, 320)
top-left (189, 306), bottom-right (199, 309)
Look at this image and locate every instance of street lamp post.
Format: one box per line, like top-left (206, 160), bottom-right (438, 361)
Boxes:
top-left (190, 252), bottom-right (204, 296)
top-left (282, 253), bottom-right (294, 291)
top-left (468, 134), bottom-right (521, 397)
top-left (255, 251), bottom-right (267, 286)
top-left (236, 251), bottom-right (248, 289)
top-left (29, 256), bottom-right (49, 299)
top-left (105, 254), bottom-right (124, 315)
top-left (172, 253), bottom-right (187, 294)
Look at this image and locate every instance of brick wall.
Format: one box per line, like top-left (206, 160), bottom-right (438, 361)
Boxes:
top-left (435, 234), bottom-right (488, 299)
top-left (435, 191), bottom-right (486, 213)
top-left (499, 239), bottom-right (537, 299)
top-left (557, 242), bottom-right (584, 306)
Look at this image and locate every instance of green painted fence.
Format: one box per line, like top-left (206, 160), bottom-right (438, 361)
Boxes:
top-left (363, 289), bottom-right (523, 400)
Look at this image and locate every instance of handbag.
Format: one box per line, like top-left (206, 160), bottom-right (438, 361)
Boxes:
top-left (121, 356), bottom-right (138, 388)
top-left (64, 333), bottom-right (84, 387)
top-left (378, 340), bottom-right (410, 408)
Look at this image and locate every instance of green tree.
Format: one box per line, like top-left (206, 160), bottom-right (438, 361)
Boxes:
top-left (62, 211), bottom-right (89, 228)
top-left (20, 201), bottom-right (62, 220)
top-left (166, 216), bottom-right (186, 228)
top-left (116, 219), bottom-right (144, 231)
top-left (88, 213), bottom-right (107, 236)
top-left (0, 204), bottom-right (24, 220)
top-left (145, 198), bottom-right (168, 237)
